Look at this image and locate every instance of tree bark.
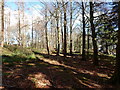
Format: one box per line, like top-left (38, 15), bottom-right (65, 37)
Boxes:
top-left (7, 12), bottom-right (10, 45)
top-left (18, 4), bottom-right (21, 46)
top-left (63, 2), bottom-right (67, 57)
top-left (87, 28), bottom-right (90, 56)
top-left (60, 11), bottom-right (64, 54)
top-left (56, 2), bottom-right (60, 56)
top-left (82, 2), bottom-right (86, 61)
top-left (1, 0), bottom-right (4, 47)
top-left (105, 42), bottom-right (108, 54)
top-left (90, 2), bottom-right (98, 66)
top-left (70, 0), bottom-right (73, 55)
top-left (45, 7), bottom-right (50, 55)
top-left (32, 17), bottom-right (34, 47)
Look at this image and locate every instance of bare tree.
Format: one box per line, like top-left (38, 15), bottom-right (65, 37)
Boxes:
top-left (90, 2), bottom-right (98, 66)
top-left (82, 2), bottom-right (86, 61)
top-left (45, 6), bottom-right (50, 55)
top-left (1, 0), bottom-right (4, 47)
top-left (70, 0), bottom-right (73, 55)
top-left (63, 2), bottom-right (67, 57)
top-left (60, 8), bottom-right (64, 54)
top-left (7, 11), bottom-right (11, 45)
top-left (31, 16), bottom-right (34, 47)
top-left (87, 28), bottom-right (90, 56)
top-left (16, 2), bottom-right (21, 46)
top-left (56, 2), bottom-right (60, 55)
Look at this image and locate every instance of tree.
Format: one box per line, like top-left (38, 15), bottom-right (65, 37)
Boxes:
top-left (63, 2), bottom-right (67, 57)
top-left (87, 28), bottom-right (90, 56)
top-left (21, 2), bottom-right (25, 47)
top-left (45, 6), bottom-right (50, 55)
top-left (56, 2), bottom-right (60, 55)
top-left (18, 5), bottom-right (21, 46)
top-left (109, 1), bottom-right (120, 84)
top-left (94, 2), bottom-right (117, 55)
top-left (1, 0), bottom-right (4, 47)
top-left (60, 9), bottom-right (64, 53)
top-left (31, 17), bottom-right (34, 47)
top-left (90, 2), bottom-right (98, 66)
top-left (6, 11), bottom-right (11, 45)
top-left (82, 2), bottom-right (86, 61)
top-left (70, 0), bottom-right (73, 55)
top-left (16, 2), bottom-right (23, 46)
top-left (96, 13), bottom-right (117, 54)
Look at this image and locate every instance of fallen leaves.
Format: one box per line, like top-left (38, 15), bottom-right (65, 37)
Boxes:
top-left (28, 73), bottom-right (51, 88)
top-left (2, 52), bottom-right (115, 88)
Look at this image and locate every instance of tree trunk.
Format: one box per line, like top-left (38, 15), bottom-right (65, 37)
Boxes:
top-left (35, 30), bottom-right (37, 48)
top-left (105, 42), bottom-right (108, 54)
top-left (55, 26), bottom-right (57, 49)
top-left (22, 4), bottom-right (25, 47)
top-left (50, 18), bottom-right (54, 50)
top-left (45, 7), bottom-right (50, 55)
top-left (87, 28), bottom-right (90, 56)
top-left (1, 0), bottom-right (4, 47)
top-left (60, 11), bottom-right (64, 54)
top-left (7, 12), bottom-right (10, 45)
top-left (63, 2), bottom-right (67, 57)
top-left (17, 4), bottom-right (21, 46)
top-left (70, 0), bottom-right (73, 55)
top-left (32, 17), bottom-right (34, 47)
top-left (82, 2), bottom-right (86, 61)
top-left (56, 2), bottom-right (60, 56)
top-left (90, 2), bottom-right (98, 66)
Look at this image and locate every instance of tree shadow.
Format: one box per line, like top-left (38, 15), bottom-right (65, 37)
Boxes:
top-left (33, 51), bottom-right (115, 74)
top-left (2, 54), bottom-right (88, 88)
top-left (2, 53), bottom-right (115, 88)
top-left (33, 52), bottom-right (115, 86)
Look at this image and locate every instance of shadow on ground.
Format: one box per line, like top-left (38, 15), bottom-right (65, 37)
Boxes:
top-left (2, 52), bottom-right (115, 88)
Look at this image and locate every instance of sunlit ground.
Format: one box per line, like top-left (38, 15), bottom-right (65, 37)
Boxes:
top-left (2, 47), bottom-right (115, 88)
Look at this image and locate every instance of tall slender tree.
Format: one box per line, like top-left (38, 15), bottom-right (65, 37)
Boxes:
top-left (87, 28), bottom-right (90, 56)
top-left (63, 2), bottom-right (67, 57)
top-left (70, 0), bottom-right (73, 55)
top-left (17, 3), bottom-right (21, 46)
top-left (1, 0), bottom-right (4, 47)
top-left (82, 2), bottom-right (86, 61)
top-left (45, 6), bottom-right (50, 55)
top-left (90, 2), bottom-right (98, 65)
top-left (7, 12), bottom-right (10, 45)
top-left (31, 16), bottom-right (34, 47)
top-left (60, 10), bottom-right (64, 53)
top-left (56, 2), bottom-right (60, 55)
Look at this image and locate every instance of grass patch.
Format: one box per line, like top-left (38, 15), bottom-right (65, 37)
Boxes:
top-left (28, 54), bottom-right (36, 59)
top-left (3, 72), bottom-right (11, 76)
top-left (2, 45), bottom-right (37, 65)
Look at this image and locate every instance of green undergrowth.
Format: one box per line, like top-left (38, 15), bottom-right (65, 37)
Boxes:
top-left (2, 45), bottom-right (36, 64)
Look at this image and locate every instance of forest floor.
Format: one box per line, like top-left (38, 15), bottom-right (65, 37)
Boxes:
top-left (1, 46), bottom-right (119, 89)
